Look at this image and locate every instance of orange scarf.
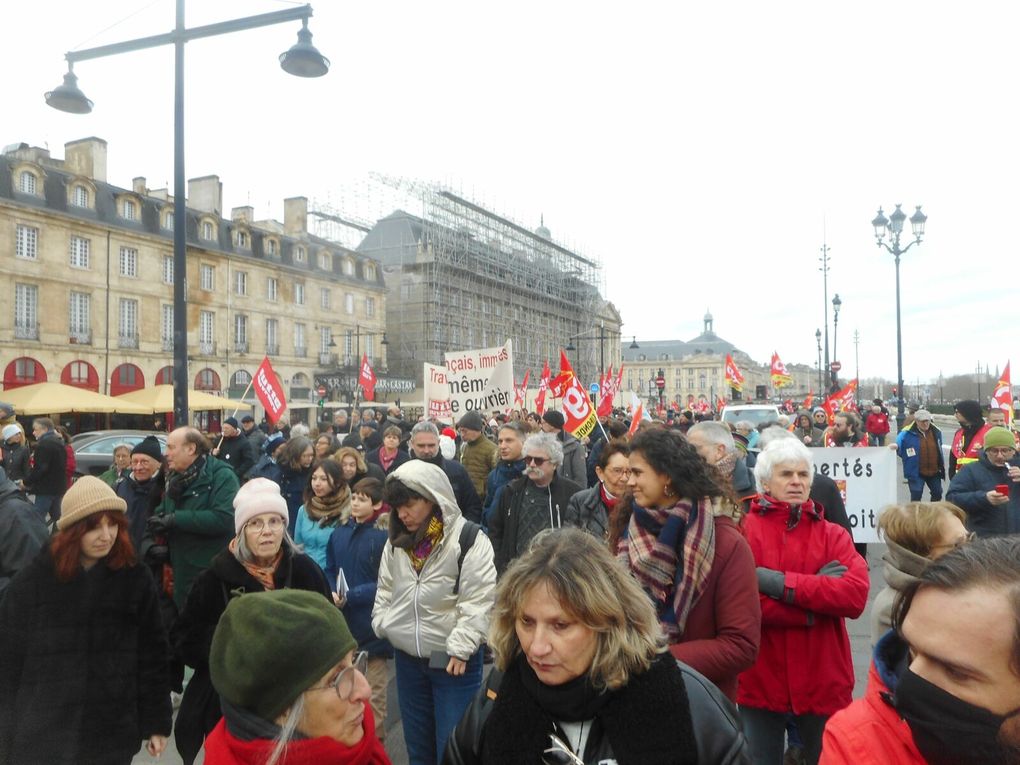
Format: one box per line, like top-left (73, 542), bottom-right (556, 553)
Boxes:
top-left (229, 537), bottom-right (282, 590)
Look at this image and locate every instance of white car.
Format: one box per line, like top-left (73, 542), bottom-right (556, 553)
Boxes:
top-left (719, 404), bottom-right (781, 429)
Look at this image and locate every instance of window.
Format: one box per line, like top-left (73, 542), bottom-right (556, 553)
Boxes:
top-left (344, 330), bottom-right (353, 357)
top-left (319, 253), bottom-right (331, 270)
top-left (294, 283), bottom-right (305, 305)
top-left (234, 314), bottom-right (248, 348)
top-left (119, 247), bottom-right (138, 277)
top-left (365, 336), bottom-right (374, 358)
top-left (295, 245), bottom-right (306, 263)
top-left (15, 283), bottom-right (38, 337)
top-left (266, 319), bottom-right (279, 354)
top-left (200, 311), bottom-right (215, 346)
top-left (267, 277), bottom-right (278, 302)
top-left (202, 221), bottom-right (215, 241)
top-left (162, 255), bottom-right (174, 284)
top-left (19, 171), bottom-right (37, 195)
top-left (119, 298), bottom-right (138, 346)
top-left (163, 210), bottom-right (174, 230)
top-left (320, 288), bottom-right (331, 309)
top-left (365, 263), bottom-right (376, 281)
top-left (266, 239), bottom-right (277, 256)
top-left (69, 292), bottom-right (90, 337)
top-left (345, 293), bottom-right (354, 315)
top-left (235, 230), bottom-right (248, 248)
top-left (320, 326), bottom-right (331, 354)
top-left (70, 236), bottom-right (90, 269)
top-left (200, 264), bottom-right (214, 291)
top-left (400, 283), bottom-right (412, 300)
top-left (72, 185), bottom-right (89, 207)
top-left (15, 224), bottom-right (38, 260)
top-left (366, 297), bottom-right (375, 318)
top-left (161, 304), bottom-right (174, 347)
top-left (235, 271), bottom-right (247, 296)
top-left (67, 361), bottom-right (91, 385)
top-left (122, 199), bottom-right (137, 220)
top-left (294, 323), bottom-right (306, 353)
top-left (343, 258), bottom-right (354, 276)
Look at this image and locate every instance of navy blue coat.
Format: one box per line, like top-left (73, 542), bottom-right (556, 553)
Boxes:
top-left (896, 422), bottom-right (945, 481)
top-left (946, 452), bottom-right (1020, 537)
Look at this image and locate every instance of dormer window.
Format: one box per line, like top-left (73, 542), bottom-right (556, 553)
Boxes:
top-left (295, 245), bottom-right (306, 263)
top-left (18, 171), bottom-right (38, 195)
top-left (72, 185), bottom-right (89, 207)
top-left (235, 230), bottom-right (249, 248)
top-left (343, 257), bottom-right (354, 276)
top-left (319, 253), bottom-right (331, 270)
top-left (364, 263), bottom-right (376, 281)
top-left (122, 199), bottom-right (137, 220)
top-left (201, 220), bottom-right (215, 241)
top-left (266, 238), bottom-right (277, 256)
top-left (163, 209), bottom-right (174, 230)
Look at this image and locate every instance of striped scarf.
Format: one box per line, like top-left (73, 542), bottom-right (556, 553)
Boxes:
top-left (617, 497), bottom-right (716, 640)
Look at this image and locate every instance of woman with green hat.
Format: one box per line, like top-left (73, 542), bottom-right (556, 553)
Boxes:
top-left (205, 588), bottom-right (391, 764)
top-left (0, 475), bottom-right (172, 764)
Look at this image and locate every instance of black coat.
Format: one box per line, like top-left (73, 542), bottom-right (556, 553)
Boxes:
top-left (946, 452), bottom-right (1020, 537)
top-left (412, 454), bottom-right (484, 524)
top-left (0, 550), bottom-right (172, 764)
top-left (563, 485), bottom-right (611, 540)
top-left (0, 479), bottom-right (48, 598)
top-left (0, 441), bottom-right (30, 482)
top-left (215, 435), bottom-right (255, 481)
top-left (366, 445), bottom-right (410, 476)
top-left (489, 474), bottom-right (583, 575)
top-left (25, 431), bottom-right (66, 496)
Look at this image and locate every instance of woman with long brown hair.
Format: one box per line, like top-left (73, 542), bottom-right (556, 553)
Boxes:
top-left (0, 476), bottom-right (172, 764)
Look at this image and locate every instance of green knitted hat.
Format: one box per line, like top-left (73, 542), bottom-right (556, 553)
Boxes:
top-left (209, 589), bottom-right (357, 721)
top-left (983, 427), bottom-right (1017, 451)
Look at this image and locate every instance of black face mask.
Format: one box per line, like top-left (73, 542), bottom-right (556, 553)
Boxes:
top-left (895, 667), bottom-right (1020, 765)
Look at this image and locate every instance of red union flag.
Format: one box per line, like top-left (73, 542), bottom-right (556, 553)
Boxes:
top-left (254, 356), bottom-right (287, 425)
top-left (770, 352), bottom-right (793, 388)
top-left (359, 354), bottom-right (377, 401)
top-left (724, 354), bottom-right (744, 392)
top-left (513, 369), bottom-right (531, 408)
top-left (549, 350), bottom-right (598, 439)
top-left (993, 361), bottom-right (1013, 425)
top-left (535, 360), bottom-right (552, 415)
top-left (822, 379), bottom-right (859, 423)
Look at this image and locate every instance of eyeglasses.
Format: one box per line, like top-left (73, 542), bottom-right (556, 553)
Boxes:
top-left (931, 531), bottom-right (977, 552)
top-left (310, 651), bottom-right (368, 701)
top-left (524, 456), bottom-right (549, 466)
top-left (245, 516), bottom-right (285, 533)
top-left (542, 733), bottom-right (584, 765)
top-left (986, 447), bottom-right (1017, 456)
top-left (604, 466), bottom-right (631, 477)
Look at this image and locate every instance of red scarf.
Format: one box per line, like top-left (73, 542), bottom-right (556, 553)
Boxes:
top-left (598, 482), bottom-right (619, 513)
top-left (379, 447), bottom-right (398, 472)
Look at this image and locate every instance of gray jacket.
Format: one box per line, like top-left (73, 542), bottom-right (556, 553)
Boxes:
top-left (559, 435), bottom-right (587, 487)
top-left (0, 469), bottom-right (48, 598)
top-left (869, 537), bottom-right (928, 646)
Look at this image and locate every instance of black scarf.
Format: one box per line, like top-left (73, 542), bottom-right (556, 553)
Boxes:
top-left (481, 654), bottom-right (697, 765)
top-left (166, 454), bottom-right (207, 501)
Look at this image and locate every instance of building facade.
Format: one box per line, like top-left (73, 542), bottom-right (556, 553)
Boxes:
top-left (0, 138), bottom-right (390, 423)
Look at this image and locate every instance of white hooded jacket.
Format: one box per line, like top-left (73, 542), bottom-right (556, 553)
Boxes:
top-left (371, 460), bottom-right (496, 660)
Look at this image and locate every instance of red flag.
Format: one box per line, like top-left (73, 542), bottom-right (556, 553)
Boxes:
top-left (802, 391), bottom-right (814, 411)
top-left (513, 369), bottom-right (531, 408)
top-left (549, 350), bottom-right (598, 439)
top-left (548, 349), bottom-right (575, 397)
top-left (724, 354), bottom-right (744, 392)
top-left (627, 392), bottom-right (645, 437)
top-left (993, 362), bottom-right (1013, 425)
top-left (716, 395), bottom-right (727, 413)
top-left (358, 353), bottom-right (377, 401)
top-left (254, 356), bottom-right (287, 425)
top-left (535, 360), bottom-right (552, 415)
top-left (821, 379), bottom-right (858, 423)
top-left (770, 352), bottom-right (793, 388)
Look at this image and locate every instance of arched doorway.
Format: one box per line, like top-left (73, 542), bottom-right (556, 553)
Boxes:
top-left (194, 368), bottom-right (221, 392)
top-left (109, 363), bottom-right (145, 396)
top-left (60, 360), bottom-right (99, 391)
top-left (155, 366), bottom-right (174, 385)
top-left (3, 357), bottom-right (47, 390)
top-left (228, 369), bottom-right (252, 399)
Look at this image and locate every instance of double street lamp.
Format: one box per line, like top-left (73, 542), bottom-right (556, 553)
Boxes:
top-left (46, 2), bottom-right (329, 427)
top-left (329, 325), bottom-right (389, 403)
top-left (871, 203), bottom-right (927, 429)
top-left (830, 293), bottom-right (842, 392)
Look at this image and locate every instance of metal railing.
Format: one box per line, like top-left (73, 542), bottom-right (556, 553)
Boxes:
top-left (199, 341), bottom-right (217, 355)
top-left (14, 324), bottom-right (38, 340)
top-left (69, 330), bottom-right (92, 344)
top-left (118, 334), bottom-right (139, 349)
top-left (266, 344), bottom-right (279, 356)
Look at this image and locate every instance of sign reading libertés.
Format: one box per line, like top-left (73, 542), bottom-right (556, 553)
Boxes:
top-left (810, 447), bottom-right (897, 544)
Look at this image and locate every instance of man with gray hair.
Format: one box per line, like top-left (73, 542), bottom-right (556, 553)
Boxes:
top-left (408, 421), bottom-right (483, 522)
top-left (488, 432), bottom-right (583, 576)
top-left (688, 421), bottom-right (755, 500)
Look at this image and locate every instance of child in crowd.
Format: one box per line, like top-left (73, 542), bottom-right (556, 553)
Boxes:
top-left (325, 477), bottom-right (392, 742)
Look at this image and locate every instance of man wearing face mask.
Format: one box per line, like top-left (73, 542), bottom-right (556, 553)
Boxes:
top-left (820, 536), bottom-right (1020, 765)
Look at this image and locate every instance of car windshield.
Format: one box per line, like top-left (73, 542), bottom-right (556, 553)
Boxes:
top-left (722, 408), bottom-right (778, 427)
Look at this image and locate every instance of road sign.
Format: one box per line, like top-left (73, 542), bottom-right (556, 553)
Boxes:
top-left (830, 361), bottom-right (842, 372)
top-left (317, 385), bottom-right (327, 397)
top-left (589, 383), bottom-right (600, 394)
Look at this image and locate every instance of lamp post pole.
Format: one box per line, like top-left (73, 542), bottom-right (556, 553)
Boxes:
top-left (819, 243), bottom-right (831, 385)
top-left (871, 204), bottom-right (927, 430)
top-left (45, 1), bottom-right (328, 428)
top-left (815, 328), bottom-right (822, 393)
top-left (830, 294), bottom-right (842, 392)
top-left (853, 329), bottom-right (860, 407)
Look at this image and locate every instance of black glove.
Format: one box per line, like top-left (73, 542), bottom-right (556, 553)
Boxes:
top-left (146, 513), bottom-right (175, 535)
top-left (144, 544), bottom-right (170, 565)
top-left (756, 567), bottom-right (786, 599)
top-left (816, 559), bottom-right (847, 578)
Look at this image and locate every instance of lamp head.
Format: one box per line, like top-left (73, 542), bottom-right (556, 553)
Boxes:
top-left (629, 335), bottom-right (639, 349)
top-left (909, 205), bottom-right (927, 240)
top-left (871, 207), bottom-right (889, 242)
top-left (45, 65), bottom-right (93, 114)
top-left (279, 19), bottom-right (330, 77)
top-left (888, 204), bottom-right (907, 235)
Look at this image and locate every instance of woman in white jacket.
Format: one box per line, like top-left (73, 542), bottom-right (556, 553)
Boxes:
top-left (372, 460), bottom-right (496, 765)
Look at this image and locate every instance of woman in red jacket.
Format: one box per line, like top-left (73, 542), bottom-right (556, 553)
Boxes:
top-left (611, 427), bottom-right (760, 702)
top-left (738, 437), bottom-right (869, 765)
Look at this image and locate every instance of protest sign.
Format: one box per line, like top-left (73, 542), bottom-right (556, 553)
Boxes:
top-left (810, 447), bottom-right (897, 544)
top-left (423, 363), bottom-right (453, 423)
top-left (442, 340), bottom-right (515, 417)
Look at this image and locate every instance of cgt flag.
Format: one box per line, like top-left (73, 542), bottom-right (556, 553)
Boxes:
top-left (770, 352), bottom-right (793, 388)
top-left (359, 353), bottom-right (377, 401)
top-left (254, 356), bottom-right (287, 425)
top-left (724, 354), bottom-right (744, 392)
top-left (549, 350), bottom-right (598, 439)
top-left (535, 360), bottom-right (552, 416)
top-left (993, 361), bottom-right (1013, 425)
top-left (514, 369), bottom-right (531, 409)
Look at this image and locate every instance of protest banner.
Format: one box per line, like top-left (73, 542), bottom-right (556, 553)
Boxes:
top-left (441, 339), bottom-right (515, 417)
top-left (810, 446), bottom-right (897, 544)
top-left (423, 363), bottom-right (453, 423)
top-left (254, 356), bottom-right (287, 425)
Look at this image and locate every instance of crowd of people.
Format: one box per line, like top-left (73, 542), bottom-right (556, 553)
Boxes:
top-left (1, 398), bottom-right (1019, 765)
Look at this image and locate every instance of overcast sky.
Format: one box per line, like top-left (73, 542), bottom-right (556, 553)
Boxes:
top-left (6, 1), bottom-right (1017, 386)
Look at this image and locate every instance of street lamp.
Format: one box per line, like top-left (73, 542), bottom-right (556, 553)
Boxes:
top-left (330, 325), bottom-right (388, 403)
top-left (46, 2), bottom-right (329, 428)
top-left (819, 242), bottom-right (831, 387)
top-left (566, 322), bottom-right (610, 382)
top-left (853, 329), bottom-right (860, 407)
top-left (831, 293), bottom-right (842, 392)
top-left (655, 368), bottom-right (666, 411)
top-left (815, 328), bottom-right (822, 393)
top-left (872, 203), bottom-right (927, 429)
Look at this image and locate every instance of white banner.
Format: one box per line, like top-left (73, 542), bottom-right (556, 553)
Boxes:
top-left (810, 447), bottom-right (897, 544)
top-left (441, 340), bottom-right (515, 419)
top-left (423, 363), bottom-right (453, 424)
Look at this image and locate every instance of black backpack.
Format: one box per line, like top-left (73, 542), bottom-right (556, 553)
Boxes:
top-left (453, 520), bottom-right (481, 595)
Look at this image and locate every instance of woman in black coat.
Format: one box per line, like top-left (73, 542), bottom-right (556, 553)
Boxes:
top-left (0, 476), bottom-right (172, 765)
top-left (171, 477), bottom-right (332, 764)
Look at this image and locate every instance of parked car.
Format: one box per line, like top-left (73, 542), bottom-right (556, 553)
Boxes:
top-left (71, 430), bottom-right (168, 477)
top-left (719, 404), bottom-right (781, 429)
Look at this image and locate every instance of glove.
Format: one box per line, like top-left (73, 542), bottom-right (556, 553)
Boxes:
top-left (144, 544), bottom-right (170, 565)
top-left (817, 559), bottom-right (848, 578)
top-left (146, 514), bottom-right (175, 535)
top-left (756, 567), bottom-right (786, 599)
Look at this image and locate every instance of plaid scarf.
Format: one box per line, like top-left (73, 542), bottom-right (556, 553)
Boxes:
top-left (406, 509), bottom-right (444, 574)
top-left (617, 497), bottom-right (716, 640)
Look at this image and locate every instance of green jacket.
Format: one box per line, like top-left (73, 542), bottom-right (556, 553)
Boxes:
top-left (157, 456), bottom-right (239, 609)
top-left (460, 436), bottom-right (497, 498)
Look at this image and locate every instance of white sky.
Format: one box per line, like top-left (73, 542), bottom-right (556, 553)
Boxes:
top-left (6, 1), bottom-right (1017, 385)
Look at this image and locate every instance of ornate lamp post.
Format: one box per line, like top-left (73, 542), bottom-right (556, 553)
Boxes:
top-left (830, 293), bottom-right (842, 392)
top-left (871, 203), bottom-right (927, 429)
top-left (815, 328), bottom-right (822, 393)
top-left (655, 368), bottom-right (666, 411)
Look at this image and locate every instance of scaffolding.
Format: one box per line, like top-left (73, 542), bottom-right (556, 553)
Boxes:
top-left (311, 176), bottom-right (608, 387)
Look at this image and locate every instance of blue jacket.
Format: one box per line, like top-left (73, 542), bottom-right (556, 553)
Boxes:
top-left (294, 504), bottom-right (347, 571)
top-left (896, 422), bottom-right (945, 481)
top-left (482, 459), bottom-right (526, 529)
top-left (278, 465), bottom-right (311, 537)
top-left (325, 515), bottom-right (393, 657)
top-left (946, 451), bottom-right (1020, 537)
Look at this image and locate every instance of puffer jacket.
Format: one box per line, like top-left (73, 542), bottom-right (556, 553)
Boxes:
top-left (820, 630), bottom-right (924, 765)
top-left (459, 436), bottom-right (497, 498)
top-left (372, 461), bottom-right (496, 661)
top-left (563, 485), bottom-right (613, 540)
top-left (738, 496), bottom-right (869, 716)
top-left (869, 538), bottom-right (928, 646)
top-left (945, 451), bottom-right (1020, 536)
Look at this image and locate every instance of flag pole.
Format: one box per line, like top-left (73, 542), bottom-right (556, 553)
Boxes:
top-left (215, 375), bottom-right (256, 452)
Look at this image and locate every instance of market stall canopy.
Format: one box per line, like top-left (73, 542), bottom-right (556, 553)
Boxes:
top-left (116, 385), bottom-right (252, 412)
top-left (2, 382), bottom-right (153, 415)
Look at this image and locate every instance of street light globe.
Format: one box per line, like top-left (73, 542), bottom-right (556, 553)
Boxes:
top-left (279, 19), bottom-right (330, 77)
top-left (45, 67), bottom-right (93, 114)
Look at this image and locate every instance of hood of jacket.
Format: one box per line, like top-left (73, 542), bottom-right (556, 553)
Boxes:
top-left (0, 467), bottom-right (21, 500)
top-left (873, 627), bottom-right (910, 694)
top-left (387, 459), bottom-right (462, 526)
top-left (881, 537), bottom-right (929, 594)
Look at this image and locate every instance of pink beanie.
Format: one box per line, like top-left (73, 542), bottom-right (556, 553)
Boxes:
top-left (233, 477), bottom-right (289, 534)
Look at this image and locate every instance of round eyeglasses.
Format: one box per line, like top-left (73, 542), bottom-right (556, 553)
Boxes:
top-left (245, 516), bottom-right (285, 533)
top-left (310, 651), bottom-right (368, 701)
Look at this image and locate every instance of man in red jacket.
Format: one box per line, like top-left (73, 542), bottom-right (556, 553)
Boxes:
top-left (821, 536), bottom-right (1020, 765)
top-left (864, 400), bottom-right (891, 446)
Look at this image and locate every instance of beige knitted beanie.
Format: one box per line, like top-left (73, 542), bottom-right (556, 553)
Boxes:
top-left (56, 475), bottom-right (127, 531)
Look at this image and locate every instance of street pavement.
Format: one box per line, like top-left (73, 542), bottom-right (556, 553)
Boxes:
top-left (133, 421), bottom-right (947, 764)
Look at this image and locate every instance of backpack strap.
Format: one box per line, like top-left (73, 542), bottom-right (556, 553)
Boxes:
top-left (453, 520), bottom-right (481, 595)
